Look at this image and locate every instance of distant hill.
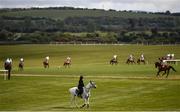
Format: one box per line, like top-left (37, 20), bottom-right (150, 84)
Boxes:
top-left (0, 7), bottom-right (180, 44)
top-left (0, 7), bottom-right (174, 20)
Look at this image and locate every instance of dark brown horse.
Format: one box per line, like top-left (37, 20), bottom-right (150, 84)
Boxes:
top-left (110, 59), bottom-right (118, 65)
top-left (43, 61), bottom-right (49, 68)
top-left (4, 62), bottom-right (12, 80)
top-left (126, 59), bottom-right (136, 64)
top-left (137, 59), bottom-right (145, 64)
top-left (155, 62), bottom-right (176, 78)
top-left (19, 62), bottom-right (24, 70)
top-left (63, 60), bottom-right (71, 68)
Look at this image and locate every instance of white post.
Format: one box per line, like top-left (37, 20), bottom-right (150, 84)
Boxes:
top-left (0, 70), bottom-right (8, 80)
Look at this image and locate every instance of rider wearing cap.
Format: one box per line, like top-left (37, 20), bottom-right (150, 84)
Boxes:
top-left (113, 55), bottom-right (117, 61)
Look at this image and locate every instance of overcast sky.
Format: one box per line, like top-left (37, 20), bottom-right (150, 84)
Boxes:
top-left (0, 0), bottom-right (180, 12)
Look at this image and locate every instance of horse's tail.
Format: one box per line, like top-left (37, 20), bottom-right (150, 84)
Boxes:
top-left (170, 66), bottom-right (177, 72)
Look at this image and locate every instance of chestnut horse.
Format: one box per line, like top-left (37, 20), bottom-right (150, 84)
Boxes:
top-left (155, 62), bottom-right (176, 78)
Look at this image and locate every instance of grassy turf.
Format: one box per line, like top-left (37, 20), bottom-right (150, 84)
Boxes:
top-left (0, 44), bottom-right (180, 111)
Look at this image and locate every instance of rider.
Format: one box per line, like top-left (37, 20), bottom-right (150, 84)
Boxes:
top-left (45, 56), bottom-right (49, 63)
top-left (19, 58), bottom-right (24, 67)
top-left (140, 54), bottom-right (145, 61)
top-left (159, 57), bottom-right (167, 68)
top-left (20, 58), bottom-right (24, 63)
top-left (129, 54), bottom-right (134, 61)
top-left (77, 75), bottom-right (84, 98)
top-left (113, 55), bottom-right (117, 61)
top-left (66, 56), bottom-right (71, 63)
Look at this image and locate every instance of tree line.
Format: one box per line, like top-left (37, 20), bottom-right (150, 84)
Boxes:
top-left (0, 7), bottom-right (180, 44)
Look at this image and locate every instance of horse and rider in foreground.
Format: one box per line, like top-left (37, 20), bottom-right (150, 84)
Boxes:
top-left (155, 59), bottom-right (176, 78)
top-left (69, 76), bottom-right (96, 108)
top-left (110, 55), bottom-right (118, 65)
top-left (64, 56), bottom-right (71, 68)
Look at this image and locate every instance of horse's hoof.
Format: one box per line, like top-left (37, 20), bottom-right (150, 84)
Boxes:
top-left (80, 104), bottom-right (86, 108)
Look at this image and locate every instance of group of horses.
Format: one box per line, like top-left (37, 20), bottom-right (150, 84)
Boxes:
top-left (42, 60), bottom-right (71, 69)
top-left (3, 56), bottom-right (177, 108)
top-left (110, 58), bottom-right (146, 65)
top-left (110, 58), bottom-right (177, 78)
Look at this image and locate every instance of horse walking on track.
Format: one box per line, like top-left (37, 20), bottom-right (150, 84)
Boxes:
top-left (43, 61), bottom-right (49, 68)
top-left (64, 56), bottom-right (71, 68)
top-left (19, 62), bottom-right (24, 70)
top-left (126, 59), bottom-right (136, 64)
top-left (63, 60), bottom-right (71, 68)
top-left (69, 81), bottom-right (96, 108)
top-left (155, 62), bottom-right (176, 78)
top-left (19, 58), bottom-right (24, 70)
top-left (137, 58), bottom-right (146, 64)
top-left (110, 59), bottom-right (118, 65)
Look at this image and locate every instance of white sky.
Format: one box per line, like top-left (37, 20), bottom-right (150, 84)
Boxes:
top-left (0, 0), bottom-right (180, 12)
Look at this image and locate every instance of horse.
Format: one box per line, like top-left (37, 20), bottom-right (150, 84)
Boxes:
top-left (63, 60), bottom-right (71, 68)
top-left (4, 62), bottom-right (12, 80)
top-left (19, 62), bottom-right (24, 70)
top-left (43, 61), bottom-right (49, 68)
top-left (69, 81), bottom-right (96, 108)
top-left (110, 59), bottom-right (118, 65)
top-left (126, 59), bottom-right (136, 64)
top-left (137, 59), bottom-right (145, 65)
top-left (155, 62), bottom-right (176, 78)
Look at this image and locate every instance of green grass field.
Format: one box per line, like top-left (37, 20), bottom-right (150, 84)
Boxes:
top-left (0, 44), bottom-right (180, 111)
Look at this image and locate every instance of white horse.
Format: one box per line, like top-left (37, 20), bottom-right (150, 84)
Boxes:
top-left (69, 81), bottom-right (96, 108)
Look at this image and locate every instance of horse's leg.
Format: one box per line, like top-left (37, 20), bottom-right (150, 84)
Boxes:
top-left (126, 60), bottom-right (129, 64)
top-left (86, 98), bottom-right (90, 108)
top-left (156, 70), bottom-right (161, 77)
top-left (80, 97), bottom-right (87, 108)
top-left (166, 69), bottom-right (170, 78)
top-left (162, 71), bottom-right (166, 76)
top-left (70, 95), bottom-right (74, 107)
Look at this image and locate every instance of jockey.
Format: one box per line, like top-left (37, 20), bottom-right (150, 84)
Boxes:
top-left (159, 57), bottom-right (167, 68)
top-left (129, 54), bottom-right (134, 61)
top-left (171, 54), bottom-right (175, 60)
top-left (20, 58), bottom-right (24, 62)
top-left (166, 54), bottom-right (170, 60)
top-left (5, 58), bottom-right (12, 64)
top-left (113, 55), bottom-right (117, 61)
top-left (161, 60), bottom-right (167, 68)
top-left (66, 56), bottom-right (71, 63)
top-left (78, 75), bottom-right (84, 97)
top-left (140, 54), bottom-right (145, 61)
top-left (45, 56), bottom-right (49, 63)
top-left (19, 58), bottom-right (24, 66)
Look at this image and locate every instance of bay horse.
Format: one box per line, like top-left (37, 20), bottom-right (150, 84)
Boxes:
top-left (63, 60), bottom-right (71, 68)
top-left (110, 59), bottom-right (118, 65)
top-left (126, 59), bottom-right (136, 64)
top-left (69, 81), bottom-right (96, 108)
top-left (137, 59), bottom-right (145, 64)
top-left (43, 61), bottom-right (49, 68)
top-left (19, 62), bottom-right (24, 70)
top-left (155, 62), bottom-right (176, 78)
top-left (4, 62), bottom-right (12, 80)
